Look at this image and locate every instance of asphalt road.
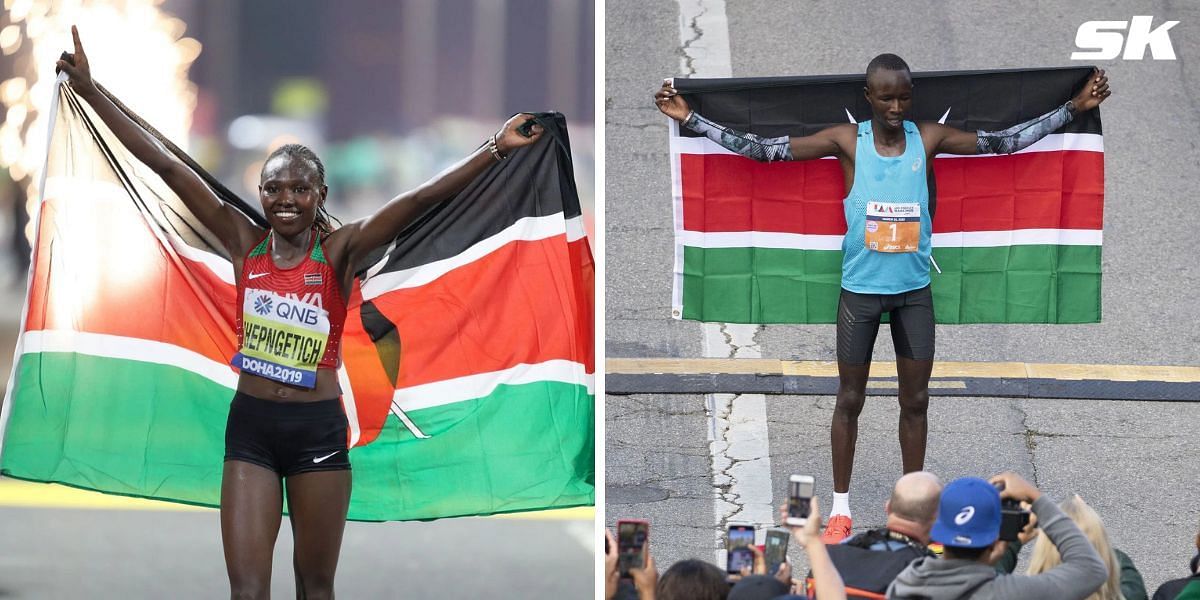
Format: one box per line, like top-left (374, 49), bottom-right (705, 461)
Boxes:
top-left (0, 491), bottom-right (594, 599)
top-left (605, 0), bottom-right (1200, 593)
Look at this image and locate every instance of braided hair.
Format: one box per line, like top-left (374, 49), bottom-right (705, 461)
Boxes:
top-left (261, 143), bottom-right (342, 236)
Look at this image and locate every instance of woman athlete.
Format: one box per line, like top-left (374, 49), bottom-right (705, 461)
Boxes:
top-left (57, 26), bottom-right (543, 599)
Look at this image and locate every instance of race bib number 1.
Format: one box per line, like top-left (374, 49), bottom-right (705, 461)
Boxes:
top-left (865, 201), bottom-right (920, 253)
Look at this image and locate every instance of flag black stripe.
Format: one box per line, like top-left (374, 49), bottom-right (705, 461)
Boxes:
top-left (78, 79), bottom-right (581, 277)
top-left (674, 66), bottom-right (1102, 139)
top-left (357, 113), bottom-right (584, 276)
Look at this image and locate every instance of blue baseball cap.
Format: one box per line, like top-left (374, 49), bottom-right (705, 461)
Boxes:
top-left (930, 477), bottom-right (1001, 548)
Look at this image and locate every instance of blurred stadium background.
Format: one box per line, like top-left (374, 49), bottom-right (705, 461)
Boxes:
top-left (0, 0), bottom-right (595, 283)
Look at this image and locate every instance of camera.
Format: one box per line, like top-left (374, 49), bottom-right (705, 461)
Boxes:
top-left (993, 482), bottom-right (1031, 541)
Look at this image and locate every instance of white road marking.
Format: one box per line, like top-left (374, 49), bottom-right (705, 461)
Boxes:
top-left (675, 0), bottom-right (776, 566)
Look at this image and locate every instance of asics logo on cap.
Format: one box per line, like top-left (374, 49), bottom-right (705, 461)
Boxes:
top-left (955, 506), bottom-right (976, 525)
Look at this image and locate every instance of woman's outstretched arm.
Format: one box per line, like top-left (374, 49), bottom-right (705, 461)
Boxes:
top-left (56, 26), bottom-right (262, 257)
top-left (331, 113), bottom-right (544, 268)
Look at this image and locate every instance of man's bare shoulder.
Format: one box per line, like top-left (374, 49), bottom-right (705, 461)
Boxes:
top-left (821, 122), bottom-right (858, 136)
top-left (915, 121), bottom-right (971, 135)
top-left (816, 122), bottom-right (858, 146)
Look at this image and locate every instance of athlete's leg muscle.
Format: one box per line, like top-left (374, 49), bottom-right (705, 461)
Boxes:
top-left (896, 356), bottom-right (933, 473)
top-left (833, 290), bottom-right (882, 493)
top-left (832, 361), bottom-right (870, 493)
top-left (890, 286), bottom-right (934, 473)
top-left (222, 460), bottom-right (284, 600)
top-left (286, 469), bottom-right (351, 600)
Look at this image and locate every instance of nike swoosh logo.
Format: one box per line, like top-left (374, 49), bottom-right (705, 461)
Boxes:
top-left (248, 272), bottom-right (270, 280)
top-left (312, 451), bottom-right (340, 464)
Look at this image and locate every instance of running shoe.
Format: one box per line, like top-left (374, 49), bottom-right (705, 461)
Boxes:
top-left (821, 515), bottom-right (852, 544)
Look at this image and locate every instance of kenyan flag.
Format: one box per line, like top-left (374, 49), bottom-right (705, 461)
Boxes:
top-left (670, 67), bottom-right (1103, 324)
top-left (0, 76), bottom-right (594, 521)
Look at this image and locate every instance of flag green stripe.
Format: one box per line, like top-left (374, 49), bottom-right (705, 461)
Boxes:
top-left (682, 245), bottom-right (1101, 324)
top-left (349, 380), bottom-right (595, 521)
top-left (1, 352), bottom-right (594, 520)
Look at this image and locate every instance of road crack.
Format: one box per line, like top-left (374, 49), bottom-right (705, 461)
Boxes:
top-left (678, 3), bottom-right (708, 76)
top-left (1013, 399), bottom-right (1040, 487)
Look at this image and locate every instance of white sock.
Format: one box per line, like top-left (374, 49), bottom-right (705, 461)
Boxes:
top-left (830, 492), bottom-right (851, 518)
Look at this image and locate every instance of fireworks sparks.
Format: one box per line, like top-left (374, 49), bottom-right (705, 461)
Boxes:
top-left (0, 0), bottom-right (201, 244)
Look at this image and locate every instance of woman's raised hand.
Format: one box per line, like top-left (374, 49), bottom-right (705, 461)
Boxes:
top-left (55, 26), bottom-right (98, 96)
top-left (494, 113), bottom-right (545, 156)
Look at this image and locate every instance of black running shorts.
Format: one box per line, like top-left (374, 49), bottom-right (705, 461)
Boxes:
top-left (224, 392), bottom-right (351, 476)
top-left (836, 285), bottom-right (935, 365)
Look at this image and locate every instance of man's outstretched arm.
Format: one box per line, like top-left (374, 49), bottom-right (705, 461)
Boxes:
top-left (929, 68), bottom-right (1111, 155)
top-left (654, 79), bottom-right (847, 161)
top-left (681, 111), bottom-right (795, 161)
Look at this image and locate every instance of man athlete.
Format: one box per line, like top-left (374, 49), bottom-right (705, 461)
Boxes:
top-left (655, 54), bottom-right (1110, 543)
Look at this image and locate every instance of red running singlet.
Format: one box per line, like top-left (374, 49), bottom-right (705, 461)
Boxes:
top-left (232, 230), bottom-right (347, 387)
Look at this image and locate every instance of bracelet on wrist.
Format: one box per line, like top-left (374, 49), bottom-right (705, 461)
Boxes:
top-left (487, 134), bottom-right (507, 161)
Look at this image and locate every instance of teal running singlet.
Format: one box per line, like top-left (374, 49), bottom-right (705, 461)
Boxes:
top-left (840, 120), bottom-right (932, 295)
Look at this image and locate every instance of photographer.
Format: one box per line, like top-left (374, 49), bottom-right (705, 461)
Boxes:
top-left (887, 472), bottom-right (1107, 600)
top-left (995, 494), bottom-right (1147, 600)
top-left (823, 471), bottom-right (942, 595)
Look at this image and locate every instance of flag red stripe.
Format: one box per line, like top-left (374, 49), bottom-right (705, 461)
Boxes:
top-left (366, 235), bottom-right (593, 390)
top-left (343, 235), bottom-right (593, 446)
top-left (24, 196), bottom-right (237, 367)
top-left (24, 196), bottom-right (593, 390)
top-left (680, 150), bottom-right (1104, 234)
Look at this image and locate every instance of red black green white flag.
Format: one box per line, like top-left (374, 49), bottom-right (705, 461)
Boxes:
top-left (0, 75), bottom-right (594, 521)
top-left (670, 67), bottom-right (1103, 324)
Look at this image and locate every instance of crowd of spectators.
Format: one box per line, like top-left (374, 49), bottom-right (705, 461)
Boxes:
top-left (606, 470), bottom-right (1200, 600)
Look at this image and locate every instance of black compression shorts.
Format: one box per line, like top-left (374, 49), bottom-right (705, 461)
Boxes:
top-left (836, 285), bottom-right (935, 365)
top-left (224, 392), bottom-right (351, 476)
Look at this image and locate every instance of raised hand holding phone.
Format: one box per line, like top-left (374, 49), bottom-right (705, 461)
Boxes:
top-left (786, 474), bottom-right (815, 526)
top-left (725, 523), bottom-right (756, 574)
top-left (616, 519), bottom-right (650, 579)
top-left (604, 529), bottom-right (620, 600)
top-left (764, 528), bottom-right (790, 575)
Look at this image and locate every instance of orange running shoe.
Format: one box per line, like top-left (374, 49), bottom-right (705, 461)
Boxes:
top-left (821, 515), bottom-right (852, 544)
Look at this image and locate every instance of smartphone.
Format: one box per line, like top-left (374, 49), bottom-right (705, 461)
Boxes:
top-left (725, 523), bottom-right (756, 574)
top-left (787, 475), bottom-right (815, 526)
top-left (764, 528), bottom-right (789, 575)
top-left (616, 519), bottom-right (650, 578)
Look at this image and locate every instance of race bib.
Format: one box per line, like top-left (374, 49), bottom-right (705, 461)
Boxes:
top-left (232, 288), bottom-right (330, 388)
top-left (865, 201), bottom-right (920, 253)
